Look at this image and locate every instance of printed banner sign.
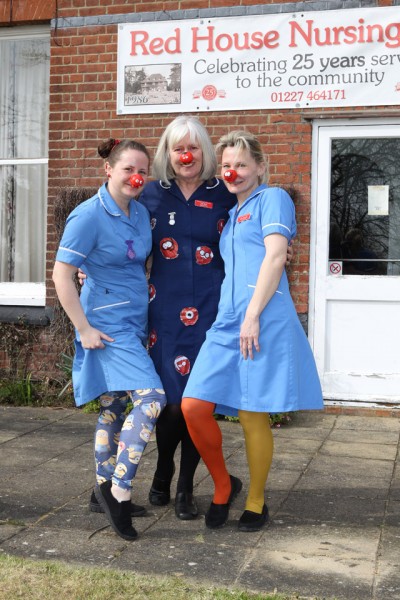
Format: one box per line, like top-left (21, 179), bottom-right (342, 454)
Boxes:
top-left (117, 6), bottom-right (400, 114)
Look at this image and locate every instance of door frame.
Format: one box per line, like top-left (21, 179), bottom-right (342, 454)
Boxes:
top-left (308, 117), bottom-right (400, 408)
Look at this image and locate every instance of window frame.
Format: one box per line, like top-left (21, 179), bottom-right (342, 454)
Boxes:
top-left (0, 25), bottom-right (50, 307)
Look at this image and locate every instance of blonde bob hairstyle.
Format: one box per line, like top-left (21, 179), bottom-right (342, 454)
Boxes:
top-left (152, 115), bottom-right (217, 185)
top-left (216, 130), bottom-right (268, 185)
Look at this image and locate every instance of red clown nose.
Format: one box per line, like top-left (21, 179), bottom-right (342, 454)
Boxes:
top-left (129, 174), bottom-right (144, 188)
top-left (179, 152), bottom-right (193, 164)
top-left (224, 169), bottom-right (238, 183)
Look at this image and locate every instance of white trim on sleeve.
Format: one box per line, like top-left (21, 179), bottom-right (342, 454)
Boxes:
top-left (262, 222), bottom-right (291, 233)
top-left (58, 246), bottom-right (87, 259)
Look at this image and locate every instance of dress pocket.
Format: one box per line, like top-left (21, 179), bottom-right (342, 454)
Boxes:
top-left (89, 288), bottom-right (132, 330)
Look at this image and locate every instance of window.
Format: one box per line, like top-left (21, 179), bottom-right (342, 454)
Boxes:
top-left (329, 138), bottom-right (400, 276)
top-left (0, 26), bottom-right (50, 306)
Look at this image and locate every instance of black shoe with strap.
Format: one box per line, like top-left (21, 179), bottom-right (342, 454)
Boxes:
top-left (205, 475), bottom-right (243, 529)
top-left (95, 480), bottom-right (138, 541)
top-left (90, 489), bottom-right (147, 517)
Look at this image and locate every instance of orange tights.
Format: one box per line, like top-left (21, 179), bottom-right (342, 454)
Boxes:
top-left (182, 397), bottom-right (274, 513)
top-left (181, 397), bottom-right (231, 504)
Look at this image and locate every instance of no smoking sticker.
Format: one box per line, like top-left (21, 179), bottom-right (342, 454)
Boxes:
top-left (329, 261), bottom-right (342, 276)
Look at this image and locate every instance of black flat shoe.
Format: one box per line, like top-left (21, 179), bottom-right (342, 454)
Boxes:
top-left (95, 480), bottom-right (138, 541)
top-left (149, 464), bottom-right (175, 506)
top-left (205, 475), bottom-right (242, 529)
top-left (238, 504), bottom-right (269, 532)
top-left (90, 489), bottom-right (147, 517)
top-left (175, 492), bottom-right (198, 520)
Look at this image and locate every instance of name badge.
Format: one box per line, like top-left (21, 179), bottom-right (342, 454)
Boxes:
top-left (195, 200), bottom-right (213, 209)
top-left (237, 213), bottom-right (251, 223)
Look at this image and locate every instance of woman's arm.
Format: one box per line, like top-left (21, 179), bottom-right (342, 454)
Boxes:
top-left (52, 261), bottom-right (114, 349)
top-left (240, 233), bottom-right (288, 360)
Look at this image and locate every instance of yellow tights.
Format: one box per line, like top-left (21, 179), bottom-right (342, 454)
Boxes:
top-left (238, 410), bottom-right (274, 514)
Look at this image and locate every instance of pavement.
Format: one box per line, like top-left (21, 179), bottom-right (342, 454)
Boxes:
top-left (0, 406), bottom-right (399, 600)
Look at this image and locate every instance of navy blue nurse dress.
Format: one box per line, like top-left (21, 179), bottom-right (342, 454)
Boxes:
top-left (56, 183), bottom-right (163, 406)
top-left (183, 185), bottom-right (323, 415)
top-left (139, 178), bottom-right (236, 405)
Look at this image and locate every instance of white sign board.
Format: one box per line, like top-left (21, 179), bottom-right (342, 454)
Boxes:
top-left (368, 185), bottom-right (389, 216)
top-left (117, 6), bottom-right (400, 114)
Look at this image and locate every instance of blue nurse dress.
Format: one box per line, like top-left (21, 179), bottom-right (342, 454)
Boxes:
top-left (183, 184), bottom-right (323, 415)
top-left (56, 183), bottom-right (163, 406)
top-left (139, 178), bottom-right (236, 405)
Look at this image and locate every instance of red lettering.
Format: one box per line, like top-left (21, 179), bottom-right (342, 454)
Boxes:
top-left (130, 31), bottom-right (150, 56)
top-left (191, 26), bottom-right (279, 52)
top-left (191, 26), bottom-right (215, 52)
top-left (130, 28), bottom-right (181, 56)
top-left (263, 30), bottom-right (279, 48)
top-left (250, 32), bottom-right (264, 50)
top-left (166, 30), bottom-right (181, 53)
top-left (150, 37), bottom-right (164, 54)
top-left (288, 17), bottom-right (399, 49)
top-left (215, 33), bottom-right (233, 51)
top-left (289, 20), bottom-right (313, 47)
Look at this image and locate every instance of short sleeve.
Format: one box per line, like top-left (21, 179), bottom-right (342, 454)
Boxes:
top-left (259, 187), bottom-right (296, 241)
top-left (56, 203), bottom-right (98, 267)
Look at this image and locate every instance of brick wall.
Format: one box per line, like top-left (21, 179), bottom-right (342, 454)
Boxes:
top-left (46, 0), bottom-right (399, 319)
top-left (3, 0), bottom-right (399, 378)
top-left (0, 0), bottom-right (56, 25)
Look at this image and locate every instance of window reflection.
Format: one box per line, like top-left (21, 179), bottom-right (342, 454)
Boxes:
top-left (329, 139), bottom-right (400, 276)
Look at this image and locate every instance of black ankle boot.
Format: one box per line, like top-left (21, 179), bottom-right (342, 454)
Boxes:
top-left (175, 492), bottom-right (198, 520)
top-left (149, 463), bottom-right (175, 506)
top-left (149, 476), bottom-right (171, 506)
top-left (95, 481), bottom-right (138, 541)
top-left (90, 489), bottom-right (146, 517)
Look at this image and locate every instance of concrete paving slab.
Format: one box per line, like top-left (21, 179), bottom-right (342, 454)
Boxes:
top-left (0, 525), bottom-right (127, 566)
top-left (264, 468), bottom-right (303, 492)
top-left (273, 436), bottom-right (324, 455)
top-left (334, 415), bottom-right (400, 432)
top-left (268, 452), bottom-right (314, 473)
top-left (386, 499), bottom-right (400, 526)
top-left (289, 411), bottom-right (337, 429)
top-left (374, 569), bottom-right (400, 600)
top-left (295, 454), bottom-right (394, 498)
top-left (320, 440), bottom-right (398, 461)
top-left (374, 526), bottom-right (400, 600)
top-left (238, 523), bottom-right (378, 600)
top-left (276, 491), bottom-right (386, 526)
top-left (328, 428), bottom-right (400, 446)
top-left (0, 407), bottom-right (399, 600)
top-left (115, 527), bottom-right (247, 588)
top-left (0, 523), bottom-right (25, 543)
top-left (0, 406), bottom-right (76, 432)
top-left (273, 426), bottom-right (335, 441)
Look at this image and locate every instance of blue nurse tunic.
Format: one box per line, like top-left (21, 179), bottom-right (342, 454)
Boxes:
top-left (183, 184), bottom-right (323, 415)
top-left (56, 183), bottom-right (163, 406)
top-left (139, 178), bottom-right (236, 405)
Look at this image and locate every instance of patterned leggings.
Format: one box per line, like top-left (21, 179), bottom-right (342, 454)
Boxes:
top-left (94, 388), bottom-right (166, 491)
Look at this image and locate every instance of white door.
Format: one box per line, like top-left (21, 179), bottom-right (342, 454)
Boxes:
top-left (309, 120), bottom-right (400, 406)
